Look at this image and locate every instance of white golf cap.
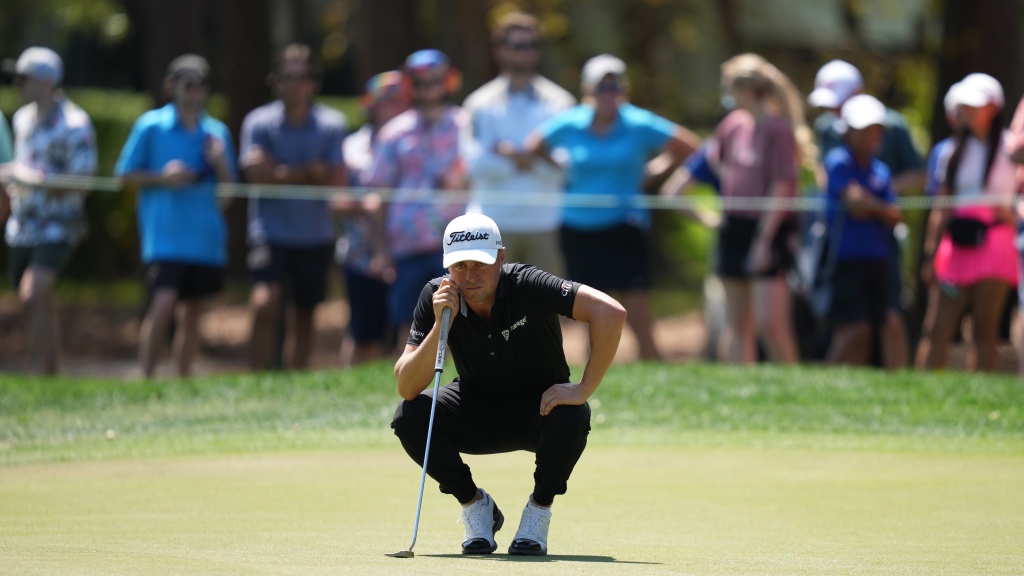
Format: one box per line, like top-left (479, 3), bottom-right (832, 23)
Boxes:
top-left (442, 213), bottom-right (503, 268)
top-left (808, 59), bottom-right (863, 109)
top-left (839, 94), bottom-right (887, 133)
top-left (581, 54), bottom-right (626, 92)
top-left (15, 46), bottom-right (63, 84)
top-left (957, 73), bottom-right (1004, 109)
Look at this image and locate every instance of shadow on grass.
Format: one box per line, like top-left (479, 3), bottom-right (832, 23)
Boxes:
top-left (423, 554), bottom-right (658, 565)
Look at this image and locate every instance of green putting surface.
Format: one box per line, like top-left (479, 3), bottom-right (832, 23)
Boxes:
top-left (2, 440), bottom-right (1022, 575)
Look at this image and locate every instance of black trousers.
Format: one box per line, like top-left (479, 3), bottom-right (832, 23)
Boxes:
top-left (391, 380), bottom-right (591, 507)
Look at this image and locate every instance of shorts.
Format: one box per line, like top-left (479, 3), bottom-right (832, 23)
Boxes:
top-left (249, 243), bottom-right (335, 310)
top-left (342, 264), bottom-right (390, 343)
top-left (8, 243), bottom-right (76, 288)
top-left (146, 261), bottom-right (225, 301)
top-left (560, 224), bottom-right (650, 292)
top-left (830, 259), bottom-right (889, 327)
top-left (716, 215), bottom-right (796, 279)
top-left (389, 250), bottom-right (446, 326)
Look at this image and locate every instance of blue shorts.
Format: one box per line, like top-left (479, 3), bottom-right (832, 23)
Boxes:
top-left (342, 264), bottom-right (390, 343)
top-left (388, 251), bottom-right (445, 327)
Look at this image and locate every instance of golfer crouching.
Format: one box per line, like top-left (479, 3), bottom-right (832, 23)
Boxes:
top-left (391, 213), bottom-right (626, 555)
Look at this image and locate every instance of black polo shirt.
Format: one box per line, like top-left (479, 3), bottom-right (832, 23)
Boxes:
top-left (408, 263), bottom-right (581, 403)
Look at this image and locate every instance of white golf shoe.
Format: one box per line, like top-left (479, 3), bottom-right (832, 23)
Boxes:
top-left (459, 488), bottom-right (504, 554)
top-left (508, 496), bottom-right (551, 556)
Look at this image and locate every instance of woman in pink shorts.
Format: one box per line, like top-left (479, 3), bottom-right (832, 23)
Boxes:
top-left (917, 74), bottom-right (1018, 371)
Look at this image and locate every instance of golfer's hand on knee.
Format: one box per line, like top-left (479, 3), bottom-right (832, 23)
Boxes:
top-left (539, 383), bottom-right (586, 416)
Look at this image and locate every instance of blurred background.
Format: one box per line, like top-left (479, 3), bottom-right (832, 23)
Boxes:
top-left (0, 0), bottom-right (1020, 311)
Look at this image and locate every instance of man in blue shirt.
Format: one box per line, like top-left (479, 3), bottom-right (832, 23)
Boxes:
top-left (239, 44), bottom-right (348, 371)
top-left (822, 95), bottom-right (902, 367)
top-left (116, 54), bottom-right (238, 378)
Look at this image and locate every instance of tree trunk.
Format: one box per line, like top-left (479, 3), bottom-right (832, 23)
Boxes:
top-left (223, 0), bottom-right (273, 278)
top-left (123, 0), bottom-right (209, 106)
top-left (931, 0), bottom-right (1023, 141)
top-left (350, 0), bottom-right (422, 88)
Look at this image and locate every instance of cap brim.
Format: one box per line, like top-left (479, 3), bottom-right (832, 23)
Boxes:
top-left (443, 249), bottom-right (497, 268)
top-left (845, 119), bottom-right (885, 131)
top-left (808, 87), bottom-right (839, 109)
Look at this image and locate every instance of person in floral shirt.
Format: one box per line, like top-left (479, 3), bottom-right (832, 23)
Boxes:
top-left (1, 47), bottom-right (97, 374)
top-left (366, 49), bottom-right (469, 345)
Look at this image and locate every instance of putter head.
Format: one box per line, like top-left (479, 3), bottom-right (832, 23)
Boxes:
top-left (385, 550), bottom-right (414, 558)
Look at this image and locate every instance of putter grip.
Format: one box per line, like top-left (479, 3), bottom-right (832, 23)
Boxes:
top-left (434, 306), bottom-right (452, 372)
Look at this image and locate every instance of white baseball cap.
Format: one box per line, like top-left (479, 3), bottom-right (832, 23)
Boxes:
top-left (957, 73), bottom-right (1004, 109)
top-left (581, 54), bottom-right (626, 92)
top-left (808, 60), bottom-right (863, 109)
top-left (15, 47), bottom-right (63, 84)
top-left (838, 94), bottom-right (887, 133)
top-left (442, 213), bottom-right (504, 268)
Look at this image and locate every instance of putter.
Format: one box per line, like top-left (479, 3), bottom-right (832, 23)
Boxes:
top-left (386, 306), bottom-right (453, 559)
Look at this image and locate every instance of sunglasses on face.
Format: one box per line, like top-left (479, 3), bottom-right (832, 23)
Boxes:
top-left (505, 40), bottom-right (541, 52)
top-left (278, 72), bottom-right (313, 84)
top-left (178, 76), bottom-right (209, 90)
top-left (412, 76), bottom-right (444, 89)
top-left (596, 80), bottom-right (621, 94)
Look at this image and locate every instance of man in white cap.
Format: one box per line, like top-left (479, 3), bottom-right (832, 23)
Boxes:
top-left (0, 47), bottom-right (97, 374)
top-left (808, 59), bottom-right (924, 369)
top-left (391, 212), bottom-right (626, 556)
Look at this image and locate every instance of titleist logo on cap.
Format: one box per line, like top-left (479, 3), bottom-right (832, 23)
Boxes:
top-left (447, 230), bottom-right (489, 245)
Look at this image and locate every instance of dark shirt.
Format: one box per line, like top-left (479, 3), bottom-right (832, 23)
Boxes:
top-left (408, 263), bottom-right (580, 403)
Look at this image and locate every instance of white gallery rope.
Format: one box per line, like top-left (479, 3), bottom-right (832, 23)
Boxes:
top-left (9, 173), bottom-right (1020, 212)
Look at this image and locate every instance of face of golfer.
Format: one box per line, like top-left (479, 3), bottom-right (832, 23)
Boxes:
top-left (447, 249), bottom-right (505, 307)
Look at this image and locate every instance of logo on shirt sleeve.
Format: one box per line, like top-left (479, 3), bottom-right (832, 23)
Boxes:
top-left (561, 281), bottom-right (572, 297)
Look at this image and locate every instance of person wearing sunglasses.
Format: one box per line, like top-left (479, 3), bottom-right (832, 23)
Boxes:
top-left (461, 12), bottom-right (576, 279)
top-left (526, 54), bottom-right (700, 361)
top-left (1, 47), bottom-right (97, 375)
top-left (365, 49), bottom-right (469, 351)
top-left (239, 44), bottom-right (349, 372)
top-left (116, 54), bottom-right (238, 378)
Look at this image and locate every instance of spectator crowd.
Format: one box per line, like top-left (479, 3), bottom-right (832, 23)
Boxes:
top-left (2, 12), bottom-right (1024, 378)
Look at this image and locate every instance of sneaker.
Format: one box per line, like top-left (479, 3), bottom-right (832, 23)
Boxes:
top-left (459, 488), bottom-right (504, 554)
top-left (508, 496), bottom-right (551, 556)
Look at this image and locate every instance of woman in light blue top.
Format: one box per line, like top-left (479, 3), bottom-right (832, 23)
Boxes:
top-left (527, 54), bottom-right (699, 360)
